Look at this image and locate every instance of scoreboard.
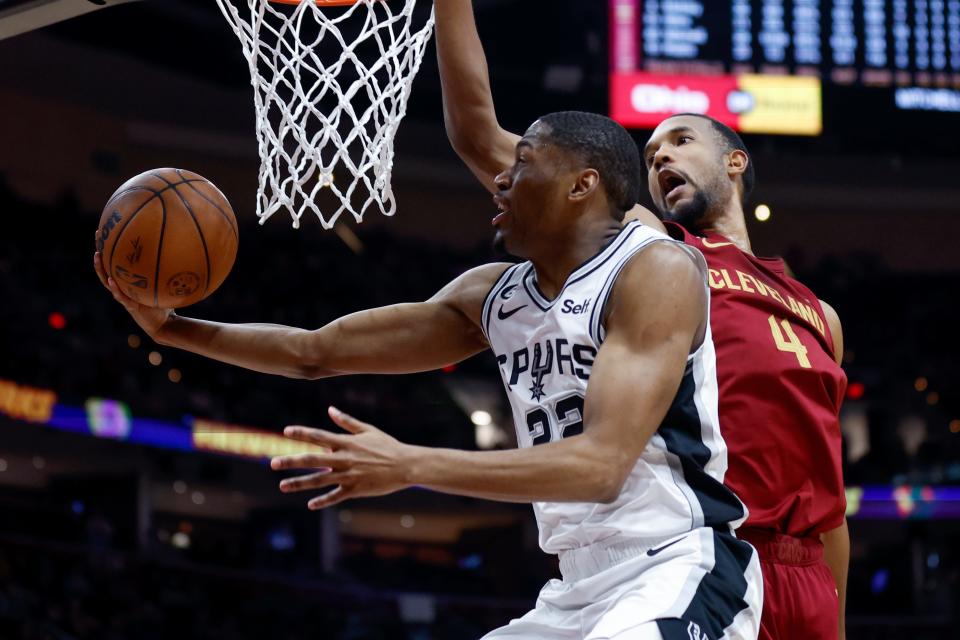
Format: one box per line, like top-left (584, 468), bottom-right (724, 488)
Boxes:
top-left (610, 0), bottom-right (960, 134)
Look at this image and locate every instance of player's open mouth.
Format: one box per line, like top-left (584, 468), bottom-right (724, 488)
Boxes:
top-left (492, 196), bottom-right (510, 226)
top-left (658, 169), bottom-right (687, 204)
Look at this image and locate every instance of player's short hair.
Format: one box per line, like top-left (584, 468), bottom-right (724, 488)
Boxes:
top-left (539, 111), bottom-right (642, 219)
top-left (671, 113), bottom-right (756, 204)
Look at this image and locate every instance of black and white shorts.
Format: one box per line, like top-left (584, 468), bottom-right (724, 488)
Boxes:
top-left (482, 527), bottom-right (762, 640)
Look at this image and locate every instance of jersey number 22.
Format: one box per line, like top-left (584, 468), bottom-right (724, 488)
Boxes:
top-left (525, 393), bottom-right (585, 446)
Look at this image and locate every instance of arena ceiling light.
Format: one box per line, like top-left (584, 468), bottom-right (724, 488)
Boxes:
top-left (470, 410), bottom-right (493, 427)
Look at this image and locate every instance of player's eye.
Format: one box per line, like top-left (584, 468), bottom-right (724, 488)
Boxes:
top-left (677, 135), bottom-right (692, 145)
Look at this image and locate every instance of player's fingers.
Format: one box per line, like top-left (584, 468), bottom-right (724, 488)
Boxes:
top-left (106, 279), bottom-right (135, 310)
top-left (105, 277), bottom-right (127, 303)
top-left (328, 406), bottom-right (372, 434)
top-left (270, 452), bottom-right (337, 471)
top-left (106, 277), bottom-right (138, 310)
top-left (308, 486), bottom-right (349, 510)
top-left (279, 470), bottom-right (340, 493)
top-left (93, 252), bottom-right (109, 288)
top-left (282, 425), bottom-right (343, 448)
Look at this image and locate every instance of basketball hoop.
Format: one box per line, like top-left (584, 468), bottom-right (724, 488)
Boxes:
top-left (216, 0), bottom-right (435, 229)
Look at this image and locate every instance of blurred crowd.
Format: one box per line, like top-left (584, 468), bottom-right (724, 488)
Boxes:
top-left (0, 535), bottom-right (525, 640)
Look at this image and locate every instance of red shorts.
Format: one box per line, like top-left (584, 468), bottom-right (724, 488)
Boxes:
top-left (738, 528), bottom-right (838, 640)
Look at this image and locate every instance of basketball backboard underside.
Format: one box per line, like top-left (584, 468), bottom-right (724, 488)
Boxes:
top-left (0, 0), bottom-right (140, 41)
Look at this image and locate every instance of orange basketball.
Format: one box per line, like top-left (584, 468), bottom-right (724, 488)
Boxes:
top-left (96, 168), bottom-right (238, 309)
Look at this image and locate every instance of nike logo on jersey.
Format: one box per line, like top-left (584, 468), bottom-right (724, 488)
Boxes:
top-left (647, 537), bottom-right (684, 556)
top-left (700, 238), bottom-right (734, 248)
top-left (497, 304), bottom-right (528, 320)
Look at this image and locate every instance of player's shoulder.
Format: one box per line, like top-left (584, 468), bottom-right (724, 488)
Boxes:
top-left (818, 298), bottom-right (844, 364)
top-left (610, 240), bottom-right (706, 312)
top-left (818, 298), bottom-right (841, 324)
top-left (623, 204), bottom-right (667, 233)
top-left (462, 261), bottom-right (515, 283)
top-left (426, 262), bottom-right (515, 334)
top-left (431, 262), bottom-right (514, 307)
top-left (603, 240), bottom-right (708, 348)
top-left (785, 273), bottom-right (842, 331)
top-left (466, 262), bottom-right (517, 293)
top-left (625, 234), bottom-right (704, 278)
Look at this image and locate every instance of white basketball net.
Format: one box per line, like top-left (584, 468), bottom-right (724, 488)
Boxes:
top-left (216, 0), bottom-right (435, 229)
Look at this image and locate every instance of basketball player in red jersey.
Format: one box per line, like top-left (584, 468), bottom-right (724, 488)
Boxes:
top-left (641, 115), bottom-right (848, 640)
top-left (434, 2), bottom-right (849, 638)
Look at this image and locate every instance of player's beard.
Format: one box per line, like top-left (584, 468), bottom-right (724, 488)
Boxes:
top-left (663, 189), bottom-right (711, 230)
top-left (662, 174), bottom-right (727, 232)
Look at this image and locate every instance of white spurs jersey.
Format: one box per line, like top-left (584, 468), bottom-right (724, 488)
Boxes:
top-left (482, 221), bottom-right (747, 554)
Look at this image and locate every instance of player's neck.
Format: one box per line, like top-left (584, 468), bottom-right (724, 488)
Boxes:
top-left (699, 206), bottom-right (752, 255)
top-left (531, 219), bottom-right (623, 300)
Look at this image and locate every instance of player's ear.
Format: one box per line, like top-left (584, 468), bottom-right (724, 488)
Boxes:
top-left (726, 149), bottom-right (748, 179)
top-left (570, 168), bottom-right (600, 202)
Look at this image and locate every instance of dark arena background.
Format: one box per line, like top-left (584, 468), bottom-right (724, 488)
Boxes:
top-left (1, 0), bottom-right (959, 638)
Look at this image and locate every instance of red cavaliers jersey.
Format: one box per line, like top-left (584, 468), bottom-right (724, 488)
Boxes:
top-left (666, 222), bottom-right (847, 537)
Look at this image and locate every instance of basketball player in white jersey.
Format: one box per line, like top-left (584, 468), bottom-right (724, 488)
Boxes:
top-left (94, 111), bottom-right (760, 639)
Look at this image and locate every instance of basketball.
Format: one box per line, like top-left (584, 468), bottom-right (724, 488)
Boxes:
top-left (96, 168), bottom-right (239, 309)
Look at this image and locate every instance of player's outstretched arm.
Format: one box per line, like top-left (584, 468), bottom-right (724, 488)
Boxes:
top-left (435, 0), bottom-right (519, 193)
top-left (272, 243), bottom-right (707, 507)
top-left (94, 251), bottom-right (508, 379)
top-left (435, 0), bottom-right (665, 232)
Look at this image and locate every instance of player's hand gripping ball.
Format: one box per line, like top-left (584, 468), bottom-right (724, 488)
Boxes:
top-left (96, 168), bottom-right (238, 308)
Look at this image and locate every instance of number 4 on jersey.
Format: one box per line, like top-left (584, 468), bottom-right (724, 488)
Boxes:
top-left (768, 315), bottom-right (811, 368)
